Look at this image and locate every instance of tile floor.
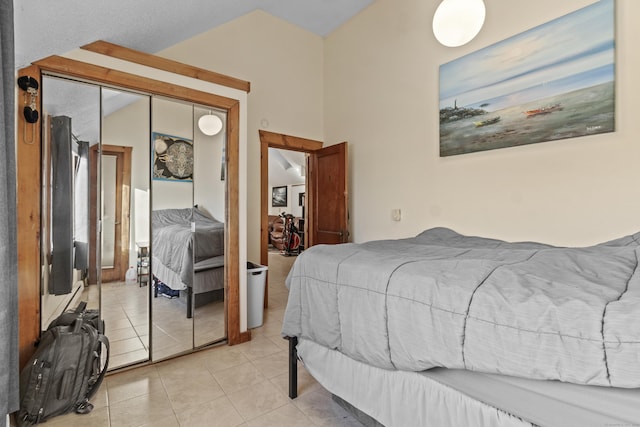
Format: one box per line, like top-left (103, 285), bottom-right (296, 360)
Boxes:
top-left (87, 272), bottom-right (226, 370)
top-left (35, 252), bottom-right (363, 427)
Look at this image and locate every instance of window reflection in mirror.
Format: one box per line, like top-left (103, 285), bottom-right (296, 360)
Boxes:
top-left (41, 76), bottom-right (152, 370)
top-left (99, 88), bottom-right (151, 369)
top-left (40, 76), bottom-right (99, 330)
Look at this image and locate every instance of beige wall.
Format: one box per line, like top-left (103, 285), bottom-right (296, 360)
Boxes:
top-left (159, 10), bottom-right (324, 262)
top-left (158, 1), bottom-right (638, 250)
top-left (102, 96), bottom-right (150, 267)
top-left (325, 0), bottom-right (640, 246)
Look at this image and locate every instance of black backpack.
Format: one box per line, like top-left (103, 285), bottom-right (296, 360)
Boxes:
top-left (17, 302), bottom-right (109, 426)
top-left (46, 301), bottom-right (104, 334)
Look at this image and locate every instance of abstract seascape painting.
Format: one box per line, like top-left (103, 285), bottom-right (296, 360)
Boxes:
top-left (439, 0), bottom-right (614, 157)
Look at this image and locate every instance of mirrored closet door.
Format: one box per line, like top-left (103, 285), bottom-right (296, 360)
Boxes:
top-left (99, 88), bottom-right (151, 368)
top-left (192, 105), bottom-right (227, 348)
top-left (40, 74), bottom-right (228, 370)
top-left (41, 77), bottom-right (152, 370)
top-left (40, 76), bottom-right (100, 331)
top-left (150, 98), bottom-right (227, 361)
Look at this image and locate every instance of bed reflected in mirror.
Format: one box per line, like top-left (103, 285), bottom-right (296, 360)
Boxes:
top-left (150, 97), bottom-right (195, 360)
top-left (150, 98), bottom-right (227, 361)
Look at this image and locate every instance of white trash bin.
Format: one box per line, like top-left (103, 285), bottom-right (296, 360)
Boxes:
top-left (247, 262), bottom-right (268, 329)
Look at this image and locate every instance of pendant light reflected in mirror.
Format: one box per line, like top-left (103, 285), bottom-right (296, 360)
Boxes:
top-left (198, 112), bottom-right (223, 136)
top-left (433, 0), bottom-right (486, 47)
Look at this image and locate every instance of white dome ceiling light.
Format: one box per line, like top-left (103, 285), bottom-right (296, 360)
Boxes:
top-left (198, 113), bottom-right (223, 136)
top-left (433, 0), bottom-right (486, 47)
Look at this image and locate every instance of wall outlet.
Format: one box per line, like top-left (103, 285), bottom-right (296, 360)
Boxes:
top-left (392, 209), bottom-right (401, 221)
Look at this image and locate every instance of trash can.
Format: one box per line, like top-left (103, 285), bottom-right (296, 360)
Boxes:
top-left (247, 262), bottom-right (268, 329)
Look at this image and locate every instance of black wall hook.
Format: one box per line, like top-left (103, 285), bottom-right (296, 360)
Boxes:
top-left (24, 106), bottom-right (39, 124)
top-left (18, 76), bottom-right (39, 92)
top-left (18, 75), bottom-right (40, 124)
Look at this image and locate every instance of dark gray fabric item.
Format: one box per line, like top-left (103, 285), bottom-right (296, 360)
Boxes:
top-left (0, 0), bottom-right (19, 424)
top-left (50, 116), bottom-right (74, 295)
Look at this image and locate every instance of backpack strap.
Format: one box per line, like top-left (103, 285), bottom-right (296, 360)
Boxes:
top-left (74, 301), bottom-right (88, 313)
top-left (84, 334), bottom-right (110, 403)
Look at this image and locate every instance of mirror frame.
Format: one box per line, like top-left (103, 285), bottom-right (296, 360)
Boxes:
top-left (17, 47), bottom-right (249, 367)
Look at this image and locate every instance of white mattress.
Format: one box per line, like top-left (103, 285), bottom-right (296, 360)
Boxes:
top-left (297, 338), bottom-right (640, 427)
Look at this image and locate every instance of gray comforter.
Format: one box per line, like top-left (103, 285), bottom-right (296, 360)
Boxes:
top-left (152, 208), bottom-right (224, 290)
top-left (282, 227), bottom-right (640, 388)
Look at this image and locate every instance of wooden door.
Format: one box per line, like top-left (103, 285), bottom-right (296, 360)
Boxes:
top-left (89, 145), bottom-right (132, 283)
top-left (308, 142), bottom-right (349, 246)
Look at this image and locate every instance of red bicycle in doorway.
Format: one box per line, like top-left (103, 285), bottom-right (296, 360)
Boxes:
top-left (280, 212), bottom-right (301, 256)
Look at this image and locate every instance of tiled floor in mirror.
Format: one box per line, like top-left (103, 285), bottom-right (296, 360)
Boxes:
top-left (35, 251), bottom-right (362, 427)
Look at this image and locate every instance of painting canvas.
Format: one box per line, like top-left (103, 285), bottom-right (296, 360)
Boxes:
top-left (439, 0), bottom-right (615, 157)
top-left (152, 132), bottom-right (194, 182)
top-left (272, 186), bottom-right (287, 207)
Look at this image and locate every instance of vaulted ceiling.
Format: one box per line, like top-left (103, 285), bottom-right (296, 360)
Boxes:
top-left (14, 0), bottom-right (374, 68)
top-left (269, 148), bottom-right (306, 188)
top-left (18, 2), bottom-right (357, 187)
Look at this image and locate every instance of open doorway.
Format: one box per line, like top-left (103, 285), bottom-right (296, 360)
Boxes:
top-left (265, 147), bottom-right (306, 308)
top-left (267, 148), bottom-right (306, 255)
top-left (260, 131), bottom-right (322, 307)
top-left (259, 130), bottom-right (349, 309)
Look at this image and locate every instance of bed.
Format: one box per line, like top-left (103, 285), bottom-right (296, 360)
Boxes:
top-left (152, 208), bottom-right (225, 318)
top-left (282, 227), bottom-right (640, 426)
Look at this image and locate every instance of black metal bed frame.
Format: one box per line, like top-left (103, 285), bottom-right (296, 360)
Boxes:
top-left (285, 336), bottom-right (298, 399)
top-left (284, 335), bottom-right (383, 426)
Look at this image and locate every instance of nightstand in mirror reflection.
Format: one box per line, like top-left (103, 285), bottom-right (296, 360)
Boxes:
top-left (137, 243), bottom-right (149, 287)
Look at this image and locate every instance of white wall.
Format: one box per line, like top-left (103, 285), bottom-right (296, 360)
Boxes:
top-left (324, 0), bottom-right (640, 247)
top-left (102, 97), bottom-right (150, 268)
top-left (152, 1), bottom-right (640, 252)
top-left (268, 184), bottom-right (306, 217)
top-left (159, 10), bottom-right (324, 262)
top-left (194, 107), bottom-right (226, 222)
top-left (290, 184), bottom-right (305, 218)
top-left (150, 97), bottom-right (227, 219)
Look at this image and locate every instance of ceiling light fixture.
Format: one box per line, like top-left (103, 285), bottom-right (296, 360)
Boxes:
top-left (432, 0), bottom-right (486, 47)
top-left (198, 112), bottom-right (223, 136)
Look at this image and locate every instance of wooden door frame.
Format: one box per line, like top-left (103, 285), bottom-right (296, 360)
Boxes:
top-left (259, 130), bottom-right (323, 308)
top-left (17, 46), bottom-right (250, 367)
top-left (89, 145), bottom-right (132, 284)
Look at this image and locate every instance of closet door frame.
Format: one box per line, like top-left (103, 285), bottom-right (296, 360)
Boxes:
top-left (17, 51), bottom-right (249, 368)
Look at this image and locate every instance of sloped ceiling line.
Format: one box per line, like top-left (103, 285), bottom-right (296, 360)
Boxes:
top-left (14, 0), bottom-right (374, 69)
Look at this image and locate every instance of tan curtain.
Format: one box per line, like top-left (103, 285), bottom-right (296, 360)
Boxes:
top-left (0, 0), bottom-right (19, 424)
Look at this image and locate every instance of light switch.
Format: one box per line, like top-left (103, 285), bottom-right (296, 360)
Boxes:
top-left (392, 209), bottom-right (402, 221)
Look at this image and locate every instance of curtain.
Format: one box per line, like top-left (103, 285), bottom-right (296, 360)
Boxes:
top-left (50, 116), bottom-right (73, 295)
top-left (0, 0), bottom-right (19, 425)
